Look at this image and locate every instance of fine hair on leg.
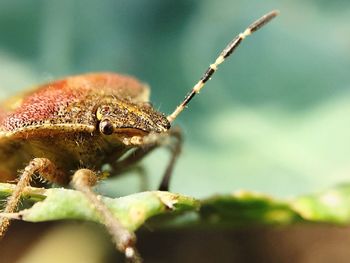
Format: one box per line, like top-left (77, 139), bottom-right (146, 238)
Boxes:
top-left (71, 169), bottom-right (141, 262)
top-left (0, 158), bottom-right (65, 238)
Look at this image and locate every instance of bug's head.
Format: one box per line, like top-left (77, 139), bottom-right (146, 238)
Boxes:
top-left (95, 98), bottom-right (170, 141)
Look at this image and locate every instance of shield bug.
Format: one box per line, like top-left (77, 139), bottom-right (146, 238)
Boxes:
top-left (0, 10), bottom-right (279, 262)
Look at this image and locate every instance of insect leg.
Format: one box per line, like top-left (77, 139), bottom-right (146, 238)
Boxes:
top-left (71, 169), bottom-right (141, 262)
top-left (0, 158), bottom-right (66, 238)
top-left (158, 129), bottom-right (182, 191)
top-left (112, 128), bottom-right (182, 191)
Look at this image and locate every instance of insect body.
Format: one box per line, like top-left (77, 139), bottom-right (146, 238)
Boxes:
top-left (0, 73), bottom-right (175, 260)
top-left (0, 10), bottom-right (279, 262)
top-left (0, 73), bottom-right (170, 184)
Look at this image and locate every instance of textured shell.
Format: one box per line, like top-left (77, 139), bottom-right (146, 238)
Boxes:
top-left (0, 73), bottom-right (151, 181)
top-left (0, 72), bottom-right (150, 137)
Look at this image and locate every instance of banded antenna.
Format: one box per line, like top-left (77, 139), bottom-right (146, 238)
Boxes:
top-left (167, 10), bottom-right (279, 123)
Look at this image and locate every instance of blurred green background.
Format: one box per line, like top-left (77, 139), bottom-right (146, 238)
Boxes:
top-left (1, 0), bottom-right (350, 199)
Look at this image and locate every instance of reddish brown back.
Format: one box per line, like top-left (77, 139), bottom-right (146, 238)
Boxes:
top-left (0, 73), bottom-right (150, 132)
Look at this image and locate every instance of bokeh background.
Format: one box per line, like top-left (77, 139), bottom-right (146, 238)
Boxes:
top-left (1, 0), bottom-right (350, 262)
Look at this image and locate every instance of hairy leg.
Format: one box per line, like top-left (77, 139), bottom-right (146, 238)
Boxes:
top-left (0, 158), bottom-right (66, 237)
top-left (71, 169), bottom-right (141, 262)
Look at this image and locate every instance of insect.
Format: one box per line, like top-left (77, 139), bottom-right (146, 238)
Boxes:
top-left (0, 10), bottom-right (278, 262)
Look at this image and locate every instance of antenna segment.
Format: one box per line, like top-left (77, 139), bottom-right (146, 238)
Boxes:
top-left (167, 10), bottom-right (279, 123)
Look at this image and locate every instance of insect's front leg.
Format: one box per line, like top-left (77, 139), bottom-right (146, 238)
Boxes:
top-left (112, 128), bottom-right (183, 191)
top-left (0, 158), bottom-right (66, 237)
top-left (70, 169), bottom-right (141, 262)
top-left (157, 128), bottom-right (182, 191)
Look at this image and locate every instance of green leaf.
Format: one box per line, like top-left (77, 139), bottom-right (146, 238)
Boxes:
top-left (200, 191), bottom-right (302, 227)
top-left (0, 183), bottom-right (199, 231)
top-left (292, 183), bottom-right (350, 224)
top-left (2, 183), bottom-right (350, 230)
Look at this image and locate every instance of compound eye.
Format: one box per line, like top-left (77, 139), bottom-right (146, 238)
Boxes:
top-left (99, 120), bottom-right (114, 135)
